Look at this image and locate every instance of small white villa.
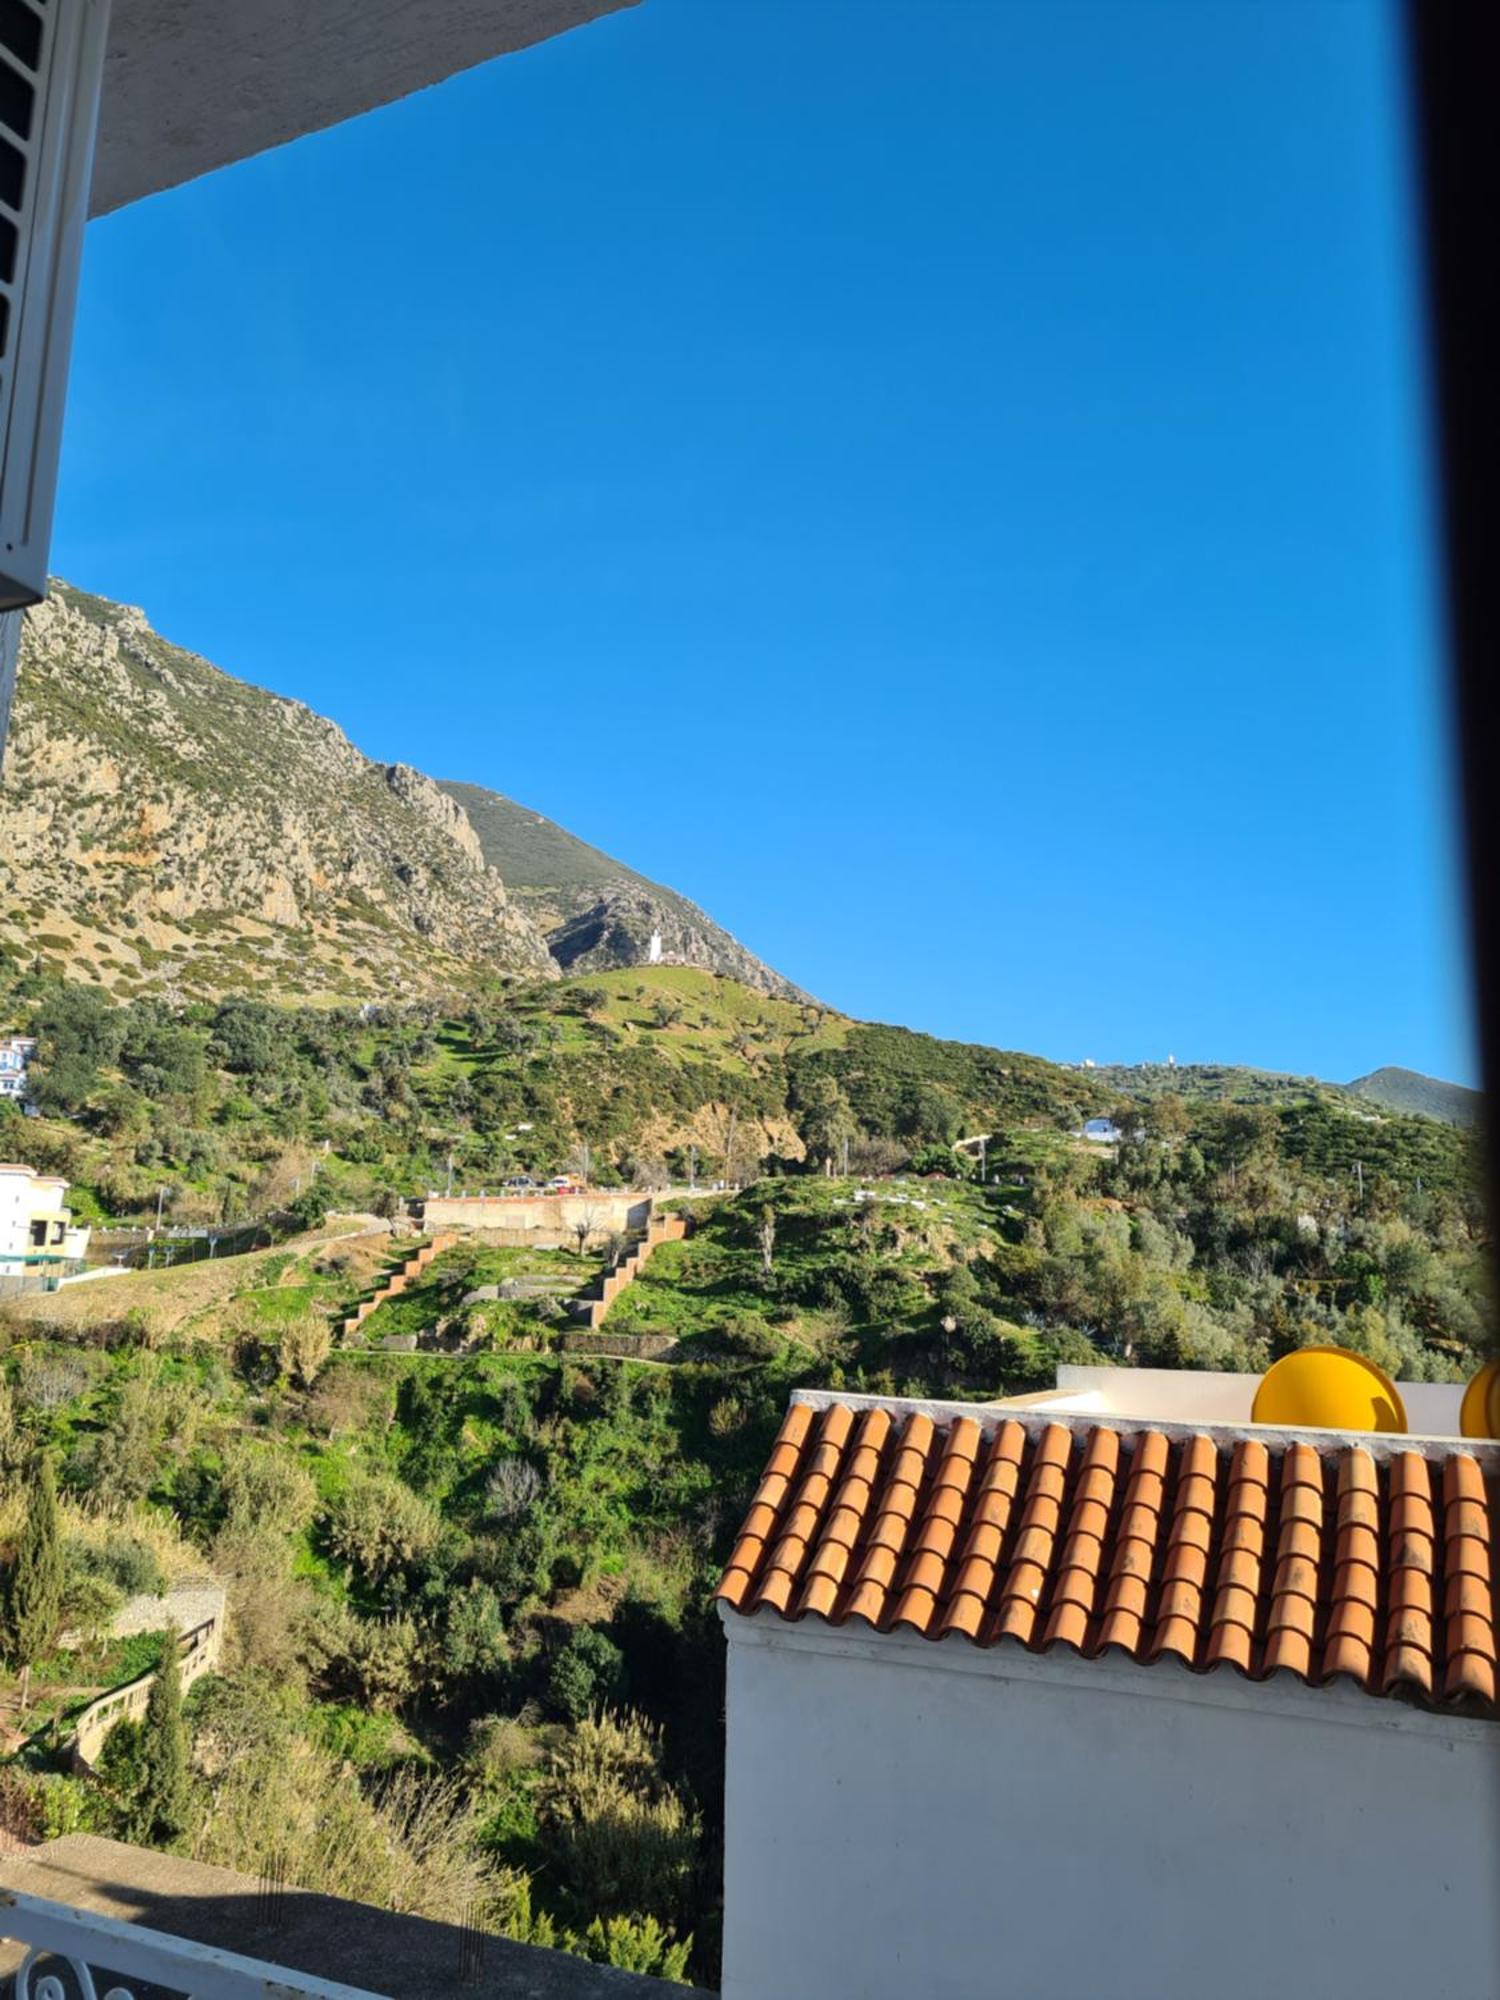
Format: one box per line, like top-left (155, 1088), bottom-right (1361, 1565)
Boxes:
top-left (0, 1033), bottom-right (35, 1100)
top-left (0, 1160), bottom-right (90, 1279)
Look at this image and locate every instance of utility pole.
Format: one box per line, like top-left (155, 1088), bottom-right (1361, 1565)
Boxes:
top-left (840, 1134), bottom-right (850, 1177)
top-left (1355, 1159), bottom-right (1364, 1202)
top-left (154, 1185), bottom-right (166, 1236)
top-left (980, 1134), bottom-right (988, 1183)
top-left (689, 1144), bottom-right (697, 1191)
top-left (446, 1151), bottom-right (455, 1196)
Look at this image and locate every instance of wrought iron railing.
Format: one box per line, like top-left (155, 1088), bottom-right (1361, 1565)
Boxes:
top-left (0, 1888), bottom-right (391, 2000)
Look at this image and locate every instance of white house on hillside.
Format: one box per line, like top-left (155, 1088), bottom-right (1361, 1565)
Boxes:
top-left (0, 1161), bottom-right (90, 1279)
top-left (716, 1379), bottom-right (1500, 2000)
top-left (0, 1034), bottom-right (37, 1101)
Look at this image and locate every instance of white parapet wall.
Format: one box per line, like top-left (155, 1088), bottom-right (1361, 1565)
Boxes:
top-left (1044, 1363), bottom-right (1467, 1438)
top-left (720, 1613), bottom-right (1500, 2000)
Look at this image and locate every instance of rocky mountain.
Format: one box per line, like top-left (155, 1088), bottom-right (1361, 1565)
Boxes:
top-left (1346, 1066), bottom-right (1481, 1128)
top-left (0, 584), bottom-right (797, 1005)
top-left (440, 780), bottom-right (804, 999)
top-left (0, 585), bottom-right (555, 1002)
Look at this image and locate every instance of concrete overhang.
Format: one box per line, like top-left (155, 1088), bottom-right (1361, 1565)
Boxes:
top-left (88, 0), bottom-right (639, 217)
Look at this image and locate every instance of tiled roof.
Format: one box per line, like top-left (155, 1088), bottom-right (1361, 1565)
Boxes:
top-left (715, 1397), bottom-right (1500, 1715)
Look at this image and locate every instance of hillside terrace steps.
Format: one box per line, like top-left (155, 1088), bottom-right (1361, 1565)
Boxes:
top-left (573, 1213), bottom-right (690, 1330)
top-left (340, 1232), bottom-right (456, 1338)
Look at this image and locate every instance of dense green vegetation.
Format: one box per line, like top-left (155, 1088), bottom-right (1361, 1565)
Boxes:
top-left (0, 962), bottom-right (1110, 1223)
top-left (0, 969), bottom-right (1489, 1986)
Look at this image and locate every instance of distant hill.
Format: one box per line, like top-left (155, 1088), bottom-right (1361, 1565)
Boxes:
top-left (1088, 1058), bottom-right (1480, 1129)
top-left (1346, 1067), bottom-right (1481, 1127)
top-left (439, 780), bottom-right (803, 999)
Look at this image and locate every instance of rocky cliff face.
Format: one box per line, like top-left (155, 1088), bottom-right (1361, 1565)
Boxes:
top-left (0, 585), bottom-right (557, 1002)
top-left (545, 882), bottom-right (806, 997)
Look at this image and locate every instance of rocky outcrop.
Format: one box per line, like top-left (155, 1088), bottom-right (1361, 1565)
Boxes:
top-left (547, 882), bottom-right (807, 999)
top-left (0, 580), bottom-right (809, 1007)
top-left (0, 585), bottom-right (557, 1002)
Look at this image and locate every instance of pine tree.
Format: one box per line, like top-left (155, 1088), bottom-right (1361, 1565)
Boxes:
top-left (137, 1634), bottom-right (192, 1845)
top-left (2, 1453), bottom-right (64, 1671)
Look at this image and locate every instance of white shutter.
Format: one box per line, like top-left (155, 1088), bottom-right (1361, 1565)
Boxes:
top-left (0, 0), bottom-right (111, 613)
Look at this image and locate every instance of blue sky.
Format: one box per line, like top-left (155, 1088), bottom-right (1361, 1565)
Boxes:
top-left (54, 0), bottom-right (1474, 1084)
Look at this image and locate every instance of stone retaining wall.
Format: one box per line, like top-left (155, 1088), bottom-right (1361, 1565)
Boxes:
top-left (70, 1611), bottom-right (225, 1772)
top-left (107, 1579), bottom-right (226, 1642)
top-left (557, 1331), bottom-right (681, 1361)
top-left (420, 1192), bottom-right (651, 1239)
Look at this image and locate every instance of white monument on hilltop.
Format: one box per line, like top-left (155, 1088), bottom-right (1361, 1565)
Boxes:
top-left (648, 930), bottom-right (663, 965)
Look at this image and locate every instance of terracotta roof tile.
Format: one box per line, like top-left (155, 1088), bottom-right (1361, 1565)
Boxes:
top-left (717, 1398), bottom-right (1500, 1719)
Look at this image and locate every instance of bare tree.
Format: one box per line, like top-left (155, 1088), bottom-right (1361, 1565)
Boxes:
top-left (572, 1204), bottom-right (602, 1255)
top-left (484, 1458), bottom-right (544, 1523)
top-left (758, 1204), bottom-right (776, 1284)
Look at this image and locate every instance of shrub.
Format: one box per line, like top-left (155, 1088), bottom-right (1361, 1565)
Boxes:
top-left (61, 1568), bottom-right (123, 1648)
top-left (324, 1468), bottom-right (440, 1585)
top-left (466, 1713), bottom-right (542, 1790)
top-left (221, 1443), bottom-right (317, 1537)
top-left (538, 1708), bottom-right (700, 1925)
top-left (312, 1606), bottom-right (424, 1713)
top-left (193, 1724), bottom-right (495, 1926)
top-left (278, 1310), bottom-right (333, 1389)
top-left (582, 1914), bottom-right (692, 1980)
top-left (715, 1312), bottom-right (781, 1359)
top-left (547, 1625), bottom-right (625, 1723)
top-left (68, 1530), bottom-right (165, 1600)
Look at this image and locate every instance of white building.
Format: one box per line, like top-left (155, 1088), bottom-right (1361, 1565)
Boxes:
top-left (1081, 1114), bottom-right (1121, 1142)
top-left (0, 1160), bottom-right (90, 1276)
top-left (717, 1372), bottom-right (1500, 2000)
top-left (0, 1033), bottom-right (36, 1100)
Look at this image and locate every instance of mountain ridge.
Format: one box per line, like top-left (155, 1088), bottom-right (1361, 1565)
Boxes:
top-left (0, 585), bottom-right (795, 1005)
top-left (439, 779), bottom-right (804, 999)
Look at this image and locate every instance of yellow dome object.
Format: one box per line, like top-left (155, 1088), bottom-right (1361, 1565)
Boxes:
top-left (1459, 1359), bottom-right (1500, 1441)
top-left (1251, 1347), bottom-right (1407, 1434)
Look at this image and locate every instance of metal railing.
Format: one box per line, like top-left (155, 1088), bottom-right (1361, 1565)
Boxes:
top-left (0, 1888), bottom-right (391, 1999)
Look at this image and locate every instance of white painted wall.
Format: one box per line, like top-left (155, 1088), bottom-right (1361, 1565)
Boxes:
top-left (1048, 1363), bottom-right (1466, 1438)
top-left (721, 1613), bottom-right (1500, 2000)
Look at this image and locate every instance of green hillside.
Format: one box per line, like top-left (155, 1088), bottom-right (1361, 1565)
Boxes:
top-left (0, 964), bottom-right (1491, 1986)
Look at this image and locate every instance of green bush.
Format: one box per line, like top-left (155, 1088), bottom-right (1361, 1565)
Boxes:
top-left (547, 1626), bottom-right (625, 1723)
